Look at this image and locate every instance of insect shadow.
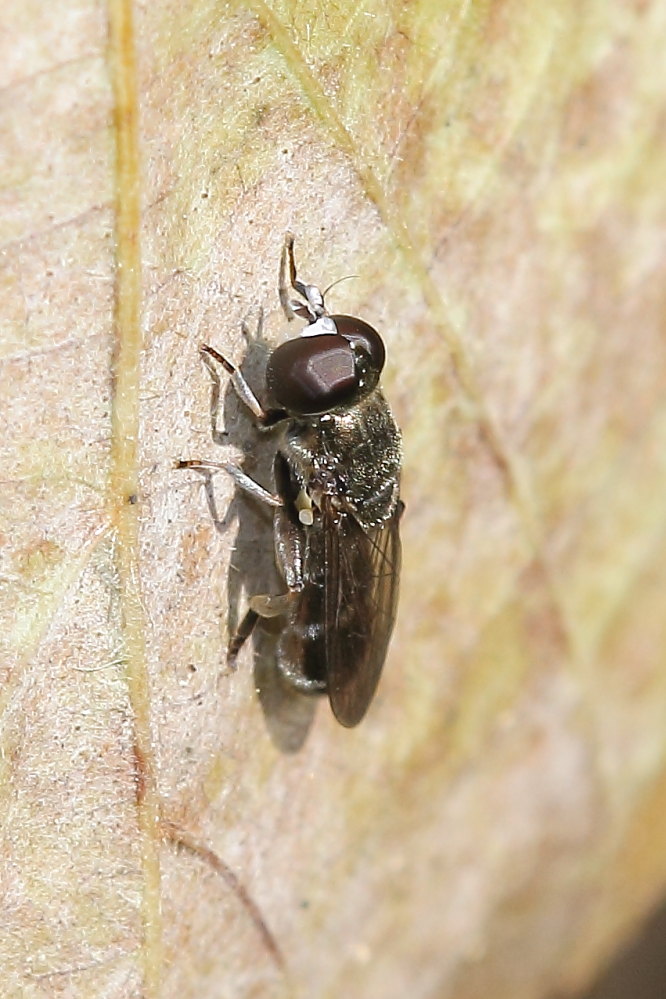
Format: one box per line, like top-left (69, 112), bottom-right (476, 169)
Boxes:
top-left (194, 311), bottom-right (317, 753)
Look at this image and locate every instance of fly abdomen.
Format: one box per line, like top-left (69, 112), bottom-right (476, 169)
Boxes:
top-left (276, 583), bottom-right (328, 693)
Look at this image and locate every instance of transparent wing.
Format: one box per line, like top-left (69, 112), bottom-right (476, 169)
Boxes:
top-left (323, 499), bottom-right (402, 727)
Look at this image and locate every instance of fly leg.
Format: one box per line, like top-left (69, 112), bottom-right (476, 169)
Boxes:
top-left (228, 594), bottom-right (293, 664)
top-left (233, 579), bottom-right (327, 697)
top-left (178, 454), bottom-right (299, 668)
top-left (176, 459), bottom-right (282, 510)
top-left (176, 337), bottom-right (285, 496)
top-left (278, 233), bottom-right (326, 324)
top-left (177, 451), bottom-right (287, 659)
top-left (199, 344), bottom-right (286, 429)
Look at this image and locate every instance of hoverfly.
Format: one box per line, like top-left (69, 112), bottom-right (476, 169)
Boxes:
top-left (178, 236), bottom-right (403, 727)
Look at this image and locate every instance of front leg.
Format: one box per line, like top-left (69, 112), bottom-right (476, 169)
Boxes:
top-left (278, 233), bottom-right (326, 324)
top-left (200, 344), bottom-right (287, 429)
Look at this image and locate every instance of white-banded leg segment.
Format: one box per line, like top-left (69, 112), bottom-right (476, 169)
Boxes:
top-left (224, 464), bottom-right (282, 507)
top-left (200, 342), bottom-right (287, 429)
top-left (200, 344), bottom-right (265, 422)
top-left (228, 594), bottom-right (293, 663)
top-left (279, 233), bottom-right (326, 324)
top-left (175, 460), bottom-right (282, 508)
top-left (249, 593), bottom-right (292, 618)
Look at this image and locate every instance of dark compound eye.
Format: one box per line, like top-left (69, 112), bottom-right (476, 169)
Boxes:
top-left (330, 315), bottom-right (385, 374)
top-left (267, 334), bottom-right (360, 415)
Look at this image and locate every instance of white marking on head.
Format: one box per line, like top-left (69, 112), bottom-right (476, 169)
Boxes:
top-left (300, 316), bottom-right (337, 337)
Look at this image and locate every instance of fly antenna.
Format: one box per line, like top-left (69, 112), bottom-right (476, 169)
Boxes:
top-left (322, 274), bottom-right (358, 301)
